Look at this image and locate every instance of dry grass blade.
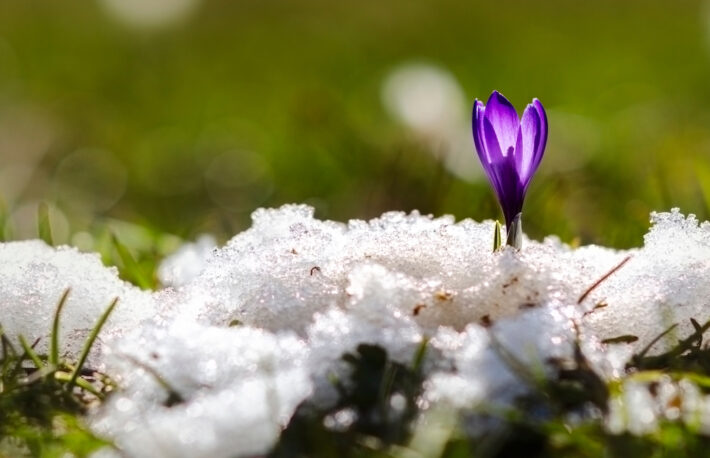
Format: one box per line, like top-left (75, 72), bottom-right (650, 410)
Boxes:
top-left (577, 256), bottom-right (631, 305)
top-left (122, 354), bottom-right (185, 406)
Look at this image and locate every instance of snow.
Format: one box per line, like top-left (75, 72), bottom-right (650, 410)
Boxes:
top-left (0, 240), bottom-right (156, 362)
top-left (584, 209), bottom-right (710, 350)
top-left (91, 319), bottom-right (311, 458)
top-left (2, 205), bottom-right (710, 455)
top-left (157, 234), bottom-right (217, 287)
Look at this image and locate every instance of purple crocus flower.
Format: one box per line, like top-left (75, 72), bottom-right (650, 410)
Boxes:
top-left (472, 91), bottom-right (547, 248)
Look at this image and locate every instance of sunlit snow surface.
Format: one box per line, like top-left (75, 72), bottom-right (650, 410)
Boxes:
top-left (0, 242), bottom-right (156, 360)
top-left (3, 205), bottom-right (710, 457)
top-left (157, 234), bottom-right (216, 287)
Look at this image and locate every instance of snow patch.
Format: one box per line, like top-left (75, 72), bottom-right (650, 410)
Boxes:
top-left (2, 205), bottom-right (710, 456)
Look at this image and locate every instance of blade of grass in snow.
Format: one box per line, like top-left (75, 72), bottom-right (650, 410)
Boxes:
top-left (0, 324), bottom-right (17, 358)
top-left (577, 256), bottom-right (631, 305)
top-left (493, 220), bottom-right (502, 252)
top-left (68, 297), bottom-right (118, 389)
top-left (49, 289), bottom-right (71, 367)
top-left (121, 354), bottom-right (185, 406)
top-left (54, 371), bottom-right (103, 398)
top-left (18, 335), bottom-right (44, 370)
top-left (412, 337), bottom-right (429, 374)
top-left (634, 323), bottom-right (679, 362)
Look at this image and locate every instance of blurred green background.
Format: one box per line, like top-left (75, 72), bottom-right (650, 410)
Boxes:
top-left (1, 0), bottom-right (710, 250)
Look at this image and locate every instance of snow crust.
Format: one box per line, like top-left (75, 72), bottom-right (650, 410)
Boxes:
top-left (584, 210), bottom-right (710, 348)
top-left (0, 241), bottom-right (156, 360)
top-left (157, 234), bottom-right (216, 287)
top-left (91, 319), bottom-right (311, 458)
top-left (1, 205), bottom-right (710, 456)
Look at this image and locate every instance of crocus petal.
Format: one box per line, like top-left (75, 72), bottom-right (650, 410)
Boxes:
top-left (483, 116), bottom-right (505, 165)
top-left (516, 103), bottom-right (542, 185)
top-left (532, 98), bottom-right (548, 171)
top-left (472, 100), bottom-right (488, 163)
top-left (489, 158), bottom-right (524, 230)
top-left (483, 91), bottom-right (519, 157)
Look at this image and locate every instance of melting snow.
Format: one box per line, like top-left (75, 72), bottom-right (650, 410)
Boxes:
top-left (157, 234), bottom-right (217, 288)
top-left (0, 241), bottom-right (156, 361)
top-left (2, 205), bottom-right (710, 456)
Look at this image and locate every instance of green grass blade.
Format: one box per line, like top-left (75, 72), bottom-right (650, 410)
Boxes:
top-left (111, 233), bottom-right (151, 289)
top-left (50, 289), bottom-right (71, 366)
top-left (55, 371), bottom-right (103, 398)
top-left (18, 335), bottom-right (44, 369)
top-left (1, 324), bottom-right (18, 383)
top-left (0, 323), bottom-right (17, 358)
top-left (37, 202), bottom-right (54, 246)
top-left (21, 363), bottom-right (57, 384)
top-left (68, 297), bottom-right (118, 388)
top-left (412, 337), bottom-right (429, 373)
top-left (493, 220), bottom-right (502, 252)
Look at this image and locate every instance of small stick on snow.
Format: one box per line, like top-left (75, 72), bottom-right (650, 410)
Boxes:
top-left (577, 256), bottom-right (631, 305)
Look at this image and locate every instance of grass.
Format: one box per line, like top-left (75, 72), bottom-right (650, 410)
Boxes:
top-left (2, 1), bottom-right (710, 248)
top-left (271, 342), bottom-right (428, 458)
top-left (268, 319), bottom-right (710, 458)
top-left (109, 232), bottom-right (156, 290)
top-left (0, 290), bottom-right (118, 458)
top-left (5, 275), bottom-right (710, 457)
